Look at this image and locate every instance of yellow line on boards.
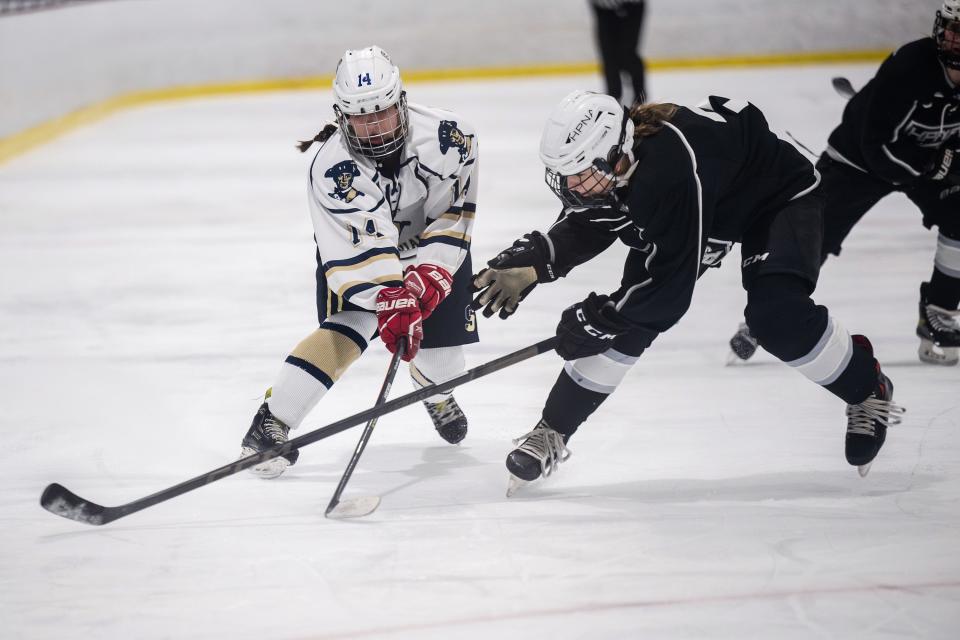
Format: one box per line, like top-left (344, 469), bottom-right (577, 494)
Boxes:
top-left (0, 49), bottom-right (890, 166)
top-left (648, 49), bottom-right (891, 70)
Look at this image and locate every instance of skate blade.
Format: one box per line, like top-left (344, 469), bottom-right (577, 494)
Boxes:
top-left (325, 496), bottom-right (381, 519)
top-left (726, 350), bottom-right (747, 366)
top-left (918, 339), bottom-right (959, 366)
top-left (506, 474), bottom-right (530, 498)
top-left (240, 447), bottom-right (289, 479)
top-left (858, 462), bottom-right (872, 478)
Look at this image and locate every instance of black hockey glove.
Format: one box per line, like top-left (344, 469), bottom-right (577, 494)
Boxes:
top-left (927, 147), bottom-right (960, 186)
top-left (555, 292), bottom-right (631, 361)
top-left (470, 231), bottom-right (557, 319)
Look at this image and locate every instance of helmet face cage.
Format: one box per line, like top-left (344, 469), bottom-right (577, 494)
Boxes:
top-left (545, 156), bottom-right (620, 209)
top-left (335, 91), bottom-right (409, 158)
top-left (934, 9), bottom-right (960, 70)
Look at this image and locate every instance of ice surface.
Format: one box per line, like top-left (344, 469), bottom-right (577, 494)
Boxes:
top-left (1, 65), bottom-right (958, 639)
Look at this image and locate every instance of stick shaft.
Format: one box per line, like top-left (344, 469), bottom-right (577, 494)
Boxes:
top-left (325, 341), bottom-right (405, 515)
top-left (42, 337), bottom-right (557, 524)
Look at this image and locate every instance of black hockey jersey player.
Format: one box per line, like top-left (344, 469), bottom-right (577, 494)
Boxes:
top-left (826, 38), bottom-right (960, 186)
top-left (543, 96), bottom-right (820, 336)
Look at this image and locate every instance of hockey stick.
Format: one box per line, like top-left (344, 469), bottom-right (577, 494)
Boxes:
top-left (832, 76), bottom-right (856, 100)
top-left (324, 339), bottom-right (405, 519)
top-left (40, 336), bottom-right (558, 526)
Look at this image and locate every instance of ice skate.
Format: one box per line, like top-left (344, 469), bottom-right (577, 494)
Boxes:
top-left (505, 420), bottom-right (571, 496)
top-left (727, 322), bottom-right (758, 364)
top-left (917, 283), bottom-right (960, 366)
top-left (240, 402), bottom-right (299, 479)
top-left (845, 340), bottom-right (905, 477)
top-left (423, 395), bottom-right (468, 444)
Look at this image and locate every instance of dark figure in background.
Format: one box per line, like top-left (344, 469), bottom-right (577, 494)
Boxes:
top-left (590, 0), bottom-right (647, 105)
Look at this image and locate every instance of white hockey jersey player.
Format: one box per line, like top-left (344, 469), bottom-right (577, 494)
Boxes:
top-left (240, 46), bottom-right (479, 479)
top-left (310, 101), bottom-right (477, 316)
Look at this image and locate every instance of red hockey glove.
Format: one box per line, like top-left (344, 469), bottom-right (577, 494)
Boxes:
top-left (376, 287), bottom-right (422, 361)
top-left (403, 263), bottom-right (453, 320)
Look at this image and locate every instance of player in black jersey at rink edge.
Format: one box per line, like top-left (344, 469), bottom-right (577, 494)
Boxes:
top-left (470, 90), bottom-right (905, 493)
top-left (731, 0), bottom-right (960, 366)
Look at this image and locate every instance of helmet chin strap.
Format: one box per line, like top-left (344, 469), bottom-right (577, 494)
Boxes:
top-left (613, 145), bottom-right (639, 189)
top-left (616, 154), bottom-right (639, 188)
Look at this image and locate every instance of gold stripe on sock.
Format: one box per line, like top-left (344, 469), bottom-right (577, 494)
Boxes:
top-left (289, 327), bottom-right (363, 384)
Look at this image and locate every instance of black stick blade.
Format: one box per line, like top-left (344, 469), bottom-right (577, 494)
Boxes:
top-left (831, 76), bottom-right (856, 99)
top-left (40, 483), bottom-right (111, 526)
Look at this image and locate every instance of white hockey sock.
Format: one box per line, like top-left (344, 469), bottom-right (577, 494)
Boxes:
top-left (267, 311), bottom-right (376, 428)
top-left (268, 363), bottom-right (332, 429)
top-left (562, 348), bottom-right (638, 394)
top-left (786, 315), bottom-right (853, 386)
top-left (935, 232), bottom-right (960, 279)
top-left (410, 345), bottom-right (466, 404)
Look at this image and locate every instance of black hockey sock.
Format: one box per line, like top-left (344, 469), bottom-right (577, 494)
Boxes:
top-left (746, 274), bottom-right (878, 404)
top-left (823, 335), bottom-right (879, 405)
top-left (926, 268), bottom-right (960, 310)
top-left (541, 369), bottom-right (611, 440)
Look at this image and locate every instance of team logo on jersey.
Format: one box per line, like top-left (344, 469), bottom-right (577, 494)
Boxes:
top-left (701, 238), bottom-right (734, 268)
top-left (438, 120), bottom-right (472, 162)
top-left (902, 120), bottom-right (960, 147)
top-left (325, 160), bottom-right (365, 203)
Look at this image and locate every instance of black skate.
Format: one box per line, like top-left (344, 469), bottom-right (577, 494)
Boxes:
top-left (917, 282), bottom-right (960, 366)
top-left (845, 339), bottom-right (905, 477)
top-left (727, 322), bottom-right (758, 363)
top-left (424, 396), bottom-right (468, 444)
top-left (240, 402), bottom-right (299, 479)
top-left (505, 420), bottom-right (571, 496)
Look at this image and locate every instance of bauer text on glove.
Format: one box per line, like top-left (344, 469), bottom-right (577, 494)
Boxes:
top-left (927, 147), bottom-right (960, 186)
top-left (376, 287), bottom-right (423, 361)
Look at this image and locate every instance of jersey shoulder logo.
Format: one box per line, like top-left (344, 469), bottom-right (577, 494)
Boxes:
top-left (324, 160), bottom-right (365, 203)
top-left (438, 120), bottom-right (472, 162)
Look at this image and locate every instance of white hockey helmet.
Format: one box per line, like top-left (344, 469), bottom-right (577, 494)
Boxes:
top-left (935, 0), bottom-right (960, 69)
top-left (942, 0), bottom-right (960, 19)
top-left (539, 90), bottom-right (635, 208)
top-left (332, 46), bottom-right (409, 158)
